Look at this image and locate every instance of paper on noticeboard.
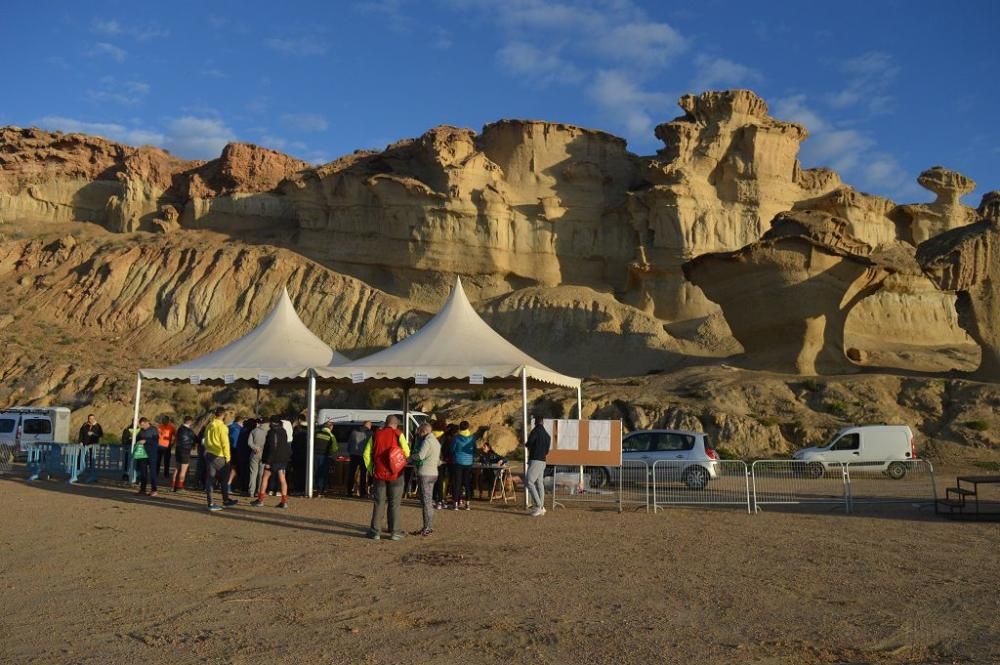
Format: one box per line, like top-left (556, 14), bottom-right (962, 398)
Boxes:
top-left (588, 420), bottom-right (611, 451)
top-left (556, 419), bottom-right (579, 450)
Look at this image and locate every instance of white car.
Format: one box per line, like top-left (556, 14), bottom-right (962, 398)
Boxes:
top-left (792, 425), bottom-right (917, 479)
top-left (580, 429), bottom-right (721, 490)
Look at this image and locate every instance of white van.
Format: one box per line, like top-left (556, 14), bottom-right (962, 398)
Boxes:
top-left (0, 407), bottom-right (72, 451)
top-left (792, 425), bottom-right (917, 479)
top-left (316, 409), bottom-right (429, 438)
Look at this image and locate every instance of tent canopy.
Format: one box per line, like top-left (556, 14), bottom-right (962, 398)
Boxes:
top-left (314, 278), bottom-right (580, 389)
top-left (140, 288), bottom-right (347, 381)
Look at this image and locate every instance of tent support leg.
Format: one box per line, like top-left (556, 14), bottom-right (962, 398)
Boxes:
top-left (306, 374), bottom-right (316, 499)
top-left (130, 372), bottom-right (142, 484)
top-left (402, 383), bottom-right (411, 444)
top-left (577, 383), bottom-right (584, 490)
top-left (522, 367), bottom-right (529, 509)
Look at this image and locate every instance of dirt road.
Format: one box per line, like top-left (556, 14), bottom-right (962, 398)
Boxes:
top-left (1, 477), bottom-right (997, 665)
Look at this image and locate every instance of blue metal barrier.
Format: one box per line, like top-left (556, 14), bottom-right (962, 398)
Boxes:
top-left (80, 444), bottom-right (131, 483)
top-left (26, 443), bottom-right (84, 482)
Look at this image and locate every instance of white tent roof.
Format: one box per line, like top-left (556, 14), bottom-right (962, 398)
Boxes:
top-left (140, 288), bottom-right (347, 381)
top-left (314, 278), bottom-right (580, 389)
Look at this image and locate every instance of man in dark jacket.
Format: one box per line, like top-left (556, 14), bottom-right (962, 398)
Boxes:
top-left (135, 418), bottom-right (160, 496)
top-left (346, 421), bottom-right (371, 498)
top-left (78, 414), bottom-right (103, 445)
top-left (120, 422), bottom-right (137, 481)
top-left (290, 415), bottom-right (308, 495)
top-left (171, 416), bottom-right (197, 492)
top-left (252, 416), bottom-right (291, 509)
top-left (525, 415), bottom-right (551, 516)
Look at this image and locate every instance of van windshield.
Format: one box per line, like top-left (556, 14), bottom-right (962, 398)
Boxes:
top-left (0, 418), bottom-right (14, 434)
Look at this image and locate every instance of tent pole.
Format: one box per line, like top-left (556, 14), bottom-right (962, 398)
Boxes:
top-left (402, 382), bottom-right (411, 444)
top-left (306, 373), bottom-right (316, 499)
top-left (130, 372), bottom-right (142, 484)
top-left (577, 382), bottom-right (584, 490)
top-left (522, 367), bottom-right (529, 508)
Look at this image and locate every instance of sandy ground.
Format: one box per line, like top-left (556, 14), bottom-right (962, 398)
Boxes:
top-left (0, 473), bottom-right (998, 665)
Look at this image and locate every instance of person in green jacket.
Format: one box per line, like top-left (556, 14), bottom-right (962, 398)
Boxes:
top-left (313, 420), bottom-right (338, 496)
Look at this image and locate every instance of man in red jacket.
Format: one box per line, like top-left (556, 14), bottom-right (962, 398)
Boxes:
top-left (363, 415), bottom-right (410, 541)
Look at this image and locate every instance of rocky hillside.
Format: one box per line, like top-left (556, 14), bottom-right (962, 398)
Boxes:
top-left (0, 89), bottom-right (997, 459)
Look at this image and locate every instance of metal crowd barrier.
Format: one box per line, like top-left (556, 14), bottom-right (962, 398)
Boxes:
top-left (550, 461), bottom-right (649, 512)
top-left (80, 444), bottom-right (131, 482)
top-left (26, 443), bottom-right (86, 483)
top-left (0, 442), bottom-right (15, 474)
top-left (750, 460), bottom-right (849, 513)
top-left (652, 460), bottom-right (751, 513)
top-left (845, 460), bottom-right (937, 511)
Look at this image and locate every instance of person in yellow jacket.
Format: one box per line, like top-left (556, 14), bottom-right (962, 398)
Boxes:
top-left (203, 407), bottom-right (236, 512)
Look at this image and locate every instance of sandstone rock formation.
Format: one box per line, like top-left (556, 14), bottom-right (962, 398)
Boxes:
top-left (918, 192), bottom-right (1000, 379)
top-left (684, 210), bottom-right (916, 375)
top-left (893, 166), bottom-right (978, 245)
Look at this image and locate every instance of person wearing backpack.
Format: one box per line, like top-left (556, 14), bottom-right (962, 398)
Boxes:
top-left (171, 416), bottom-right (197, 492)
top-left (363, 415), bottom-right (410, 541)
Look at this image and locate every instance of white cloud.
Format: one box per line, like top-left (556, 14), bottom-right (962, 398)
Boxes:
top-left (772, 94), bottom-right (828, 132)
top-left (280, 113), bottom-right (329, 132)
top-left (265, 35), bottom-right (328, 56)
top-left (588, 69), bottom-right (672, 138)
top-left (691, 54), bottom-right (762, 91)
top-left (802, 128), bottom-right (873, 173)
top-left (163, 117), bottom-right (236, 159)
top-left (92, 18), bottom-right (169, 41)
top-left (91, 42), bottom-right (127, 62)
top-left (595, 22), bottom-right (688, 66)
top-left (430, 25), bottom-right (453, 50)
top-left (827, 51), bottom-right (898, 114)
top-left (496, 42), bottom-right (581, 85)
top-left (200, 68), bottom-right (227, 79)
top-left (86, 78), bottom-right (150, 106)
top-left (35, 116), bottom-right (164, 146)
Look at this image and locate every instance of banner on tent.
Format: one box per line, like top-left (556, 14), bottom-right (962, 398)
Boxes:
top-left (351, 371), bottom-right (365, 384)
top-left (542, 419), bottom-right (622, 466)
top-left (258, 374), bottom-right (271, 385)
top-left (190, 375), bottom-right (201, 385)
top-left (415, 373), bottom-right (428, 385)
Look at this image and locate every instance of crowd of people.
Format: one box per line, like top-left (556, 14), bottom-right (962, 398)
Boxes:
top-left (110, 408), bottom-right (553, 538)
top-left (97, 407), bottom-right (551, 540)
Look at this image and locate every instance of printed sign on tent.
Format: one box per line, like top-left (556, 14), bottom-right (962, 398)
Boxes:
top-left (469, 372), bottom-right (484, 385)
top-left (257, 374), bottom-right (271, 386)
top-left (223, 374), bottom-right (235, 385)
top-left (415, 373), bottom-right (429, 385)
top-left (190, 375), bottom-right (201, 385)
top-left (351, 371), bottom-right (365, 384)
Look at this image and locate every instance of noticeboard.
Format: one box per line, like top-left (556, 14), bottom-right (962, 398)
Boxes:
top-left (541, 419), bottom-right (623, 466)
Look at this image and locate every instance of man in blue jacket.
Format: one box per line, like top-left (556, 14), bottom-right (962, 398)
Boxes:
top-left (449, 420), bottom-right (487, 510)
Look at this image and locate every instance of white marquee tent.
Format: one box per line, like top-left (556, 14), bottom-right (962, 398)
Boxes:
top-left (133, 288), bottom-right (347, 479)
top-left (314, 278), bottom-right (582, 500)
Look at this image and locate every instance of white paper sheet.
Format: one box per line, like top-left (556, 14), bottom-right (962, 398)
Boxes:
top-left (556, 419), bottom-right (579, 450)
top-left (588, 420), bottom-right (611, 452)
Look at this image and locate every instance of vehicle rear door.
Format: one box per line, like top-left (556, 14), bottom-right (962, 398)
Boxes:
top-left (0, 414), bottom-right (17, 449)
top-left (21, 416), bottom-right (54, 448)
top-left (651, 432), bottom-right (697, 477)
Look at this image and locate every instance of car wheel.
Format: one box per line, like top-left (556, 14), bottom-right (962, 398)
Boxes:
top-left (683, 465), bottom-right (709, 490)
top-left (806, 462), bottom-right (825, 479)
top-left (585, 466), bottom-right (610, 489)
top-left (886, 462), bottom-right (907, 480)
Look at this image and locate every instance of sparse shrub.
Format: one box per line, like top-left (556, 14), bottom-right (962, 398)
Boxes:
top-left (964, 420), bottom-right (990, 432)
top-left (756, 416), bottom-right (780, 427)
top-left (715, 446), bottom-right (740, 460)
top-left (803, 378), bottom-right (821, 392)
top-left (824, 400), bottom-right (849, 417)
top-left (972, 461), bottom-right (1000, 472)
top-left (367, 388), bottom-right (400, 410)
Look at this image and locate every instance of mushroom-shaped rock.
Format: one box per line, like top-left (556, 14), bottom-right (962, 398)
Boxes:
top-left (893, 166), bottom-right (978, 245)
top-left (917, 198), bottom-right (1000, 379)
top-left (683, 210), bottom-right (912, 375)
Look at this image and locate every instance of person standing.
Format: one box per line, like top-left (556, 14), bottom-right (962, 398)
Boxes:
top-left (525, 415), bottom-right (551, 517)
top-left (171, 416), bottom-right (196, 491)
top-left (449, 421), bottom-right (484, 510)
top-left (202, 407), bottom-right (236, 512)
top-left (290, 414), bottom-right (308, 495)
top-left (235, 417), bottom-right (255, 494)
top-left (364, 415), bottom-right (410, 541)
top-left (134, 418), bottom-right (160, 496)
top-left (247, 417), bottom-right (269, 497)
top-left (313, 419), bottom-right (338, 497)
top-left (252, 416), bottom-right (290, 509)
top-left (346, 421), bottom-right (371, 498)
top-left (120, 421), bottom-right (138, 482)
top-left (78, 414), bottom-right (103, 446)
top-left (226, 414), bottom-right (243, 496)
top-left (156, 416), bottom-right (176, 480)
top-left (411, 423), bottom-right (440, 537)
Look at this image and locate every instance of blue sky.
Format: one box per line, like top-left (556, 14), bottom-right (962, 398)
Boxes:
top-left (2, 0), bottom-right (996, 202)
